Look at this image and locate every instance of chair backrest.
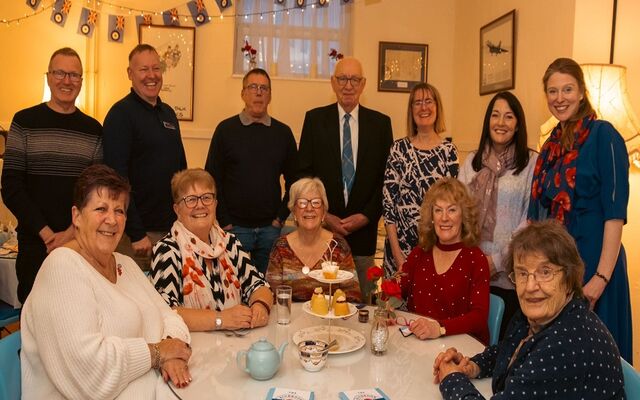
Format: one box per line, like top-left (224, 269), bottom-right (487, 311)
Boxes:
top-left (488, 294), bottom-right (505, 346)
top-left (0, 330), bottom-right (21, 400)
top-left (621, 357), bottom-right (640, 399)
top-left (0, 308), bottom-right (20, 329)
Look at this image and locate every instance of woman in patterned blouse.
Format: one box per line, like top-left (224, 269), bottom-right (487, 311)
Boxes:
top-left (150, 168), bottom-right (272, 332)
top-left (266, 177), bottom-right (361, 302)
top-left (383, 83), bottom-right (458, 276)
top-left (433, 220), bottom-right (625, 400)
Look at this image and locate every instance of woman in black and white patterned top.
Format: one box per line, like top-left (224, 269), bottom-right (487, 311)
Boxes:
top-left (150, 168), bottom-right (272, 332)
top-left (382, 83), bottom-right (458, 276)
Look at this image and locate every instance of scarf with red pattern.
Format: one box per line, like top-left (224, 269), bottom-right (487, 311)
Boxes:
top-left (528, 114), bottom-right (596, 225)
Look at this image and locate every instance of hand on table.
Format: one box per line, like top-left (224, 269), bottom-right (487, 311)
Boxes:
top-left (162, 358), bottom-right (192, 388)
top-left (250, 302), bottom-right (270, 328)
top-left (158, 338), bottom-right (192, 363)
top-left (409, 317), bottom-right (441, 340)
top-left (433, 347), bottom-right (479, 384)
top-left (220, 304), bottom-right (253, 330)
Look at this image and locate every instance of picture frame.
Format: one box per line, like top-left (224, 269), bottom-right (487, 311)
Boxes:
top-left (479, 10), bottom-right (516, 96)
top-left (139, 25), bottom-right (196, 121)
top-left (377, 42), bottom-right (428, 93)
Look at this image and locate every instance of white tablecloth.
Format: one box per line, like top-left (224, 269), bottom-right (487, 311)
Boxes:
top-left (0, 256), bottom-right (20, 308)
top-left (174, 303), bottom-right (493, 399)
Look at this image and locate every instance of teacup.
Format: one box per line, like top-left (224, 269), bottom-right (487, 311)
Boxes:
top-left (298, 340), bottom-right (329, 372)
top-left (321, 261), bottom-right (339, 279)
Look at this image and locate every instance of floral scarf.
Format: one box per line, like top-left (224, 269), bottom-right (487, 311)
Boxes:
top-left (468, 144), bottom-right (515, 241)
top-left (528, 114), bottom-right (596, 225)
top-left (172, 220), bottom-right (241, 310)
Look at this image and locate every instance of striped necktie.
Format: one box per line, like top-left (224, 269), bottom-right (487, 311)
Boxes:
top-left (342, 113), bottom-right (355, 201)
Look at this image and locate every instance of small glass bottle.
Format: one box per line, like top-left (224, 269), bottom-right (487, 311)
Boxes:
top-left (370, 308), bottom-right (389, 356)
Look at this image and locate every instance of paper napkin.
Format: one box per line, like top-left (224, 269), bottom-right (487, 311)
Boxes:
top-left (338, 388), bottom-right (390, 400)
top-left (266, 387), bottom-right (315, 400)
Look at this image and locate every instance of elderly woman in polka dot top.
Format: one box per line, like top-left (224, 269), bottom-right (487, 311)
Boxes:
top-left (400, 177), bottom-right (490, 344)
top-left (433, 220), bottom-right (625, 399)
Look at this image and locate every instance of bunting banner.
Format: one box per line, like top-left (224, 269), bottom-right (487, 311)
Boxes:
top-left (341, 0), bottom-right (352, 3)
top-left (135, 14), bottom-right (153, 31)
top-left (163, 8), bottom-right (180, 26)
top-left (108, 15), bottom-right (125, 43)
top-left (51, 0), bottom-right (71, 27)
top-left (26, 0), bottom-right (42, 10)
top-left (318, 0), bottom-right (328, 6)
top-left (296, 0), bottom-right (305, 8)
top-left (214, 0), bottom-right (232, 13)
top-left (77, 7), bottom-right (97, 37)
top-left (274, 0), bottom-right (285, 5)
top-left (187, 0), bottom-right (209, 26)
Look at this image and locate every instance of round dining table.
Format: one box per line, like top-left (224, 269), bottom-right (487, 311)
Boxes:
top-left (173, 303), bottom-right (493, 399)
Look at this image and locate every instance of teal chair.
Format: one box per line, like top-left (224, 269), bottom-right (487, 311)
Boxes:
top-left (0, 308), bottom-right (20, 336)
top-left (0, 330), bottom-right (21, 400)
top-left (621, 357), bottom-right (640, 399)
top-left (488, 294), bottom-right (505, 346)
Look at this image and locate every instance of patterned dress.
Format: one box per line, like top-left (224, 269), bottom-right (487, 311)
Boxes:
top-left (150, 229), bottom-right (267, 310)
top-left (382, 137), bottom-right (459, 275)
top-left (266, 235), bottom-right (361, 302)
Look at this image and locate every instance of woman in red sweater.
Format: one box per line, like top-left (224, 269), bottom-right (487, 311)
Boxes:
top-left (401, 177), bottom-right (490, 344)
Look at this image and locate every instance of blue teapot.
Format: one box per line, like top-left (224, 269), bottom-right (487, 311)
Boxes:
top-left (236, 337), bottom-right (287, 380)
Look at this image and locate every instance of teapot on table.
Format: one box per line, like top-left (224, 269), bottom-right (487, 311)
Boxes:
top-left (236, 337), bottom-right (287, 380)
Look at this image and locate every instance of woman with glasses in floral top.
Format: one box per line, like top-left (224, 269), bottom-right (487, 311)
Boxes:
top-left (150, 168), bottom-right (273, 332)
top-left (266, 177), bottom-right (361, 302)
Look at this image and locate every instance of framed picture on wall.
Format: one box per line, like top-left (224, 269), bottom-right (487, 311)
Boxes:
top-left (377, 42), bottom-right (428, 93)
top-left (139, 25), bottom-right (196, 121)
top-left (479, 10), bottom-right (516, 95)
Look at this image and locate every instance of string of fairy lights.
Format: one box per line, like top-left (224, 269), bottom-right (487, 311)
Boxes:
top-left (2, 0), bottom-right (351, 27)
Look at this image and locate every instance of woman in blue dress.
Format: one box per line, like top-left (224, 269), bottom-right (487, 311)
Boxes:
top-left (382, 83), bottom-right (458, 276)
top-left (528, 57), bottom-right (632, 362)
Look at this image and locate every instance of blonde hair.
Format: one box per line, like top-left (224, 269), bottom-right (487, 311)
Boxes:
top-left (171, 168), bottom-right (216, 203)
top-left (417, 177), bottom-right (479, 250)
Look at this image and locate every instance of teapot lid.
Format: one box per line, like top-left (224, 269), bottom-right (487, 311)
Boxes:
top-left (251, 337), bottom-right (275, 351)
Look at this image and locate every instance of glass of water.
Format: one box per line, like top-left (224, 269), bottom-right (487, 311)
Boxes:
top-left (276, 285), bottom-right (292, 325)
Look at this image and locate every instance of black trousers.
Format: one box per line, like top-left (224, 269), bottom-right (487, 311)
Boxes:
top-left (16, 241), bottom-right (47, 304)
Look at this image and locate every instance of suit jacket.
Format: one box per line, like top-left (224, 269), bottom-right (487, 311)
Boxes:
top-left (298, 103), bottom-right (393, 256)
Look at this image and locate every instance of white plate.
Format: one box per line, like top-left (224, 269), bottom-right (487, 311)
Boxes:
top-left (302, 296), bottom-right (357, 319)
top-left (307, 269), bottom-right (354, 284)
top-left (293, 325), bottom-right (366, 355)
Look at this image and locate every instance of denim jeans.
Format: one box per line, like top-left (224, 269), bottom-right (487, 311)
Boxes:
top-left (230, 224), bottom-right (281, 275)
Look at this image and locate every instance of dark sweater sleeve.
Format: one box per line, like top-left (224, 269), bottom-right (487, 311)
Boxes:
top-left (1, 119), bottom-right (48, 237)
top-left (277, 126), bottom-right (298, 223)
top-left (103, 106), bottom-right (146, 241)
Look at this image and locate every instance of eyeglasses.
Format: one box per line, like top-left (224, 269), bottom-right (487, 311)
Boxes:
top-left (179, 192), bottom-right (216, 208)
top-left (295, 198), bottom-right (323, 209)
top-left (245, 84), bottom-right (271, 93)
top-left (48, 70), bottom-right (82, 82)
top-left (394, 316), bottom-right (416, 327)
top-left (334, 75), bottom-right (363, 87)
top-left (509, 267), bottom-right (563, 284)
top-left (412, 99), bottom-right (435, 108)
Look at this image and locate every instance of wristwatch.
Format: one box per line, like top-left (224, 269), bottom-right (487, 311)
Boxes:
top-left (215, 316), bottom-right (223, 330)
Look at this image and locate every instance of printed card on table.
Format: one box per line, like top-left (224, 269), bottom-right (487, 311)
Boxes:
top-left (266, 387), bottom-right (314, 400)
top-left (338, 388), bottom-right (390, 400)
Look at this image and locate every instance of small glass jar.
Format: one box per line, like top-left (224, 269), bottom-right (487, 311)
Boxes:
top-left (358, 309), bottom-right (369, 323)
top-left (370, 309), bottom-right (389, 356)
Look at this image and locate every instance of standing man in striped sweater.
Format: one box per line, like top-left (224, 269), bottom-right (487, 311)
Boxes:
top-left (1, 47), bottom-right (102, 303)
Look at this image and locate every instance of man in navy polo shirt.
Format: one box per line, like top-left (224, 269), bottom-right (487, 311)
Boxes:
top-left (103, 44), bottom-right (187, 269)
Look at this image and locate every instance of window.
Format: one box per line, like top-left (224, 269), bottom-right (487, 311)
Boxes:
top-left (234, 1), bottom-right (352, 79)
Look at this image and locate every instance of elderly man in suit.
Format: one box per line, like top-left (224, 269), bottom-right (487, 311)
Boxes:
top-left (298, 57), bottom-right (393, 300)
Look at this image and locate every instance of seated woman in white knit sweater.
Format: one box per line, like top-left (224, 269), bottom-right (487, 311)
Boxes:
top-left (21, 164), bottom-right (193, 400)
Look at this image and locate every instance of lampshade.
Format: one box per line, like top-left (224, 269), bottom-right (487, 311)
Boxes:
top-left (539, 64), bottom-right (640, 168)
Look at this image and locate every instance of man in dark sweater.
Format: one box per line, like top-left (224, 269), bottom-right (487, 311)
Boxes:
top-left (205, 68), bottom-right (297, 274)
top-left (103, 44), bottom-right (187, 269)
top-left (1, 47), bottom-right (102, 303)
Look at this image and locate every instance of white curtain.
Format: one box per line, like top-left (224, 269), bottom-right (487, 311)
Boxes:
top-left (234, 0), bottom-right (352, 78)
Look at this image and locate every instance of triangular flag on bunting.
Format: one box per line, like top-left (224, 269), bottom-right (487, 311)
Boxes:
top-left (135, 14), bottom-right (153, 31)
top-left (108, 15), bottom-right (125, 43)
top-left (26, 0), bottom-right (42, 10)
top-left (51, 0), bottom-right (71, 27)
top-left (77, 7), bottom-right (97, 38)
top-left (318, 0), bottom-right (328, 7)
top-left (341, 0), bottom-right (352, 3)
top-left (214, 0), bottom-right (232, 13)
top-left (274, 0), bottom-right (285, 5)
top-left (163, 8), bottom-right (180, 26)
top-left (187, 0), bottom-right (209, 26)
top-left (295, 0), bottom-right (305, 8)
